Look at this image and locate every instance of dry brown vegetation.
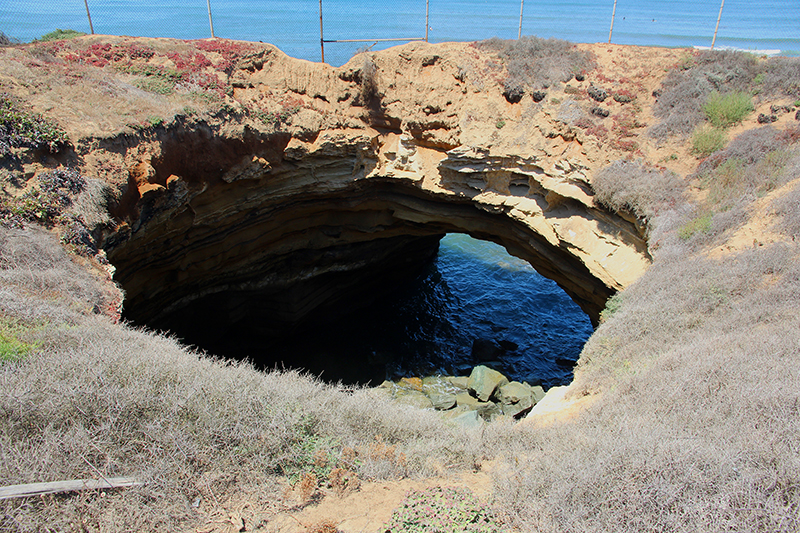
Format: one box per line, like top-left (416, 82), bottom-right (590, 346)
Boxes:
top-left (1, 41), bottom-right (800, 532)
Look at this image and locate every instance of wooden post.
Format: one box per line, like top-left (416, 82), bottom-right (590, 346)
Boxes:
top-left (84, 0), bottom-right (94, 34)
top-left (518, 0), bottom-right (524, 39)
top-left (608, 0), bottom-right (617, 43)
top-left (425, 0), bottom-right (429, 42)
top-left (319, 0), bottom-right (325, 63)
top-left (207, 0), bottom-right (215, 38)
top-left (711, 0), bottom-right (725, 50)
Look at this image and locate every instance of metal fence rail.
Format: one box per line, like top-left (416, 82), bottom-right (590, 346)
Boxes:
top-left (1, 1), bottom-right (797, 67)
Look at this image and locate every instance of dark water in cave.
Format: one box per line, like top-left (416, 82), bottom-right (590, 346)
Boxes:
top-left (258, 234), bottom-right (594, 388)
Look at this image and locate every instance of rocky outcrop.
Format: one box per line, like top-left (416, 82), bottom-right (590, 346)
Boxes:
top-left (13, 38), bottom-right (652, 337)
top-left (377, 366), bottom-right (547, 422)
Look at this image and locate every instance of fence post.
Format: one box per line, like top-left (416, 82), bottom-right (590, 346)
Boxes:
top-left (207, 0), bottom-right (215, 38)
top-left (711, 0), bottom-right (725, 50)
top-left (84, 0), bottom-right (94, 34)
top-left (518, 0), bottom-right (524, 39)
top-left (425, 0), bottom-right (429, 42)
top-left (608, 0), bottom-right (617, 43)
top-left (319, 0), bottom-right (325, 63)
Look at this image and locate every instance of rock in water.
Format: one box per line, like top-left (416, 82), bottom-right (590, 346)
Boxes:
top-left (471, 338), bottom-right (502, 362)
top-left (467, 365), bottom-right (509, 402)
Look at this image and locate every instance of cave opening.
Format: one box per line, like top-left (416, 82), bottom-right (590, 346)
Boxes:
top-left (133, 232), bottom-right (593, 387)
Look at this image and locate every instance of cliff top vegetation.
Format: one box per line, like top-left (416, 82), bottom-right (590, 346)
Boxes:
top-left (1, 35), bottom-right (799, 532)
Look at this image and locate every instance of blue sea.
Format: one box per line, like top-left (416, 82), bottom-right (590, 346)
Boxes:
top-left (261, 234), bottom-right (594, 388)
top-left (2, 0), bottom-right (798, 66)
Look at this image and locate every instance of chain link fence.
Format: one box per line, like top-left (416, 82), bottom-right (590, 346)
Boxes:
top-left (2, 1), bottom-right (798, 67)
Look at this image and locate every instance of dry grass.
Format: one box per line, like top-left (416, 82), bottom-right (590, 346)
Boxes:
top-left (0, 227), bottom-right (482, 530)
top-left (486, 123), bottom-right (800, 533)
top-left (591, 159), bottom-right (684, 226)
top-left (475, 36), bottom-right (594, 95)
top-left (650, 50), bottom-right (760, 139)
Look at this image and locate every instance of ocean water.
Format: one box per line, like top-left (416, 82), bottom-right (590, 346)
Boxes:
top-left (1, 0), bottom-right (798, 66)
top-left (260, 234), bottom-right (593, 388)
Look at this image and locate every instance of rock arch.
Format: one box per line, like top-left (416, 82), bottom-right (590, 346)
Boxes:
top-left (103, 121), bottom-right (649, 336)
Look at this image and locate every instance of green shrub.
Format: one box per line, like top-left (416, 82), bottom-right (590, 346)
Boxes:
top-left (702, 91), bottom-right (753, 128)
top-left (650, 50), bottom-right (760, 139)
top-left (36, 29), bottom-right (86, 42)
top-left (599, 292), bottom-right (624, 323)
top-left (693, 127), bottom-right (799, 207)
top-left (0, 320), bottom-right (37, 363)
top-left (134, 77), bottom-right (175, 95)
top-left (691, 124), bottom-right (726, 157)
top-left (678, 212), bottom-right (714, 240)
top-left (0, 94), bottom-right (68, 156)
top-left (385, 486), bottom-right (502, 533)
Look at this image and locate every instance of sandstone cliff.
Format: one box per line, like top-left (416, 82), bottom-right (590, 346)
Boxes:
top-left (0, 36), bottom-right (746, 329)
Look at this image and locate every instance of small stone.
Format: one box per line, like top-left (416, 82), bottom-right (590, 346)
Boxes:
top-left (590, 106), bottom-right (609, 118)
top-left (467, 365), bottom-right (509, 402)
top-left (575, 73), bottom-right (586, 82)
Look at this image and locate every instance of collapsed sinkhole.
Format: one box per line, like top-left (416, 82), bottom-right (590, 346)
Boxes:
top-left (123, 232), bottom-right (593, 388)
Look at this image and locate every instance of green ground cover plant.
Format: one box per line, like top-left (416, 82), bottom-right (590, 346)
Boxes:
top-left (650, 50), bottom-right (759, 139)
top-left (385, 486), bottom-right (501, 533)
top-left (0, 319), bottom-right (38, 363)
top-left (35, 29), bottom-right (86, 42)
top-left (702, 90), bottom-right (753, 128)
top-left (0, 94), bottom-right (68, 157)
top-left (691, 124), bottom-right (727, 157)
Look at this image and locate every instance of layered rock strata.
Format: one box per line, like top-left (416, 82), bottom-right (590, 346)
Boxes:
top-left (68, 40), bottom-right (653, 333)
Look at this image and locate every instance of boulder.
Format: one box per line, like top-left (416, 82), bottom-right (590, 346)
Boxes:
top-left (471, 338), bottom-right (502, 362)
top-left (467, 365), bottom-right (509, 402)
top-left (447, 376), bottom-right (469, 390)
top-left (429, 392), bottom-right (457, 410)
top-left (497, 381), bottom-right (535, 419)
top-left (477, 401), bottom-right (502, 421)
top-left (394, 390), bottom-right (433, 409)
top-left (456, 392), bottom-right (481, 408)
top-left (497, 381), bottom-right (533, 404)
top-left (445, 408), bottom-right (482, 428)
top-left (501, 399), bottom-right (532, 418)
top-left (422, 375), bottom-right (457, 395)
top-left (531, 385), bottom-right (546, 404)
top-left (399, 377), bottom-right (423, 391)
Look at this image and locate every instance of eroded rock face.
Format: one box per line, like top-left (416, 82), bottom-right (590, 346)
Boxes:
top-left (92, 41), bottom-right (651, 335)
